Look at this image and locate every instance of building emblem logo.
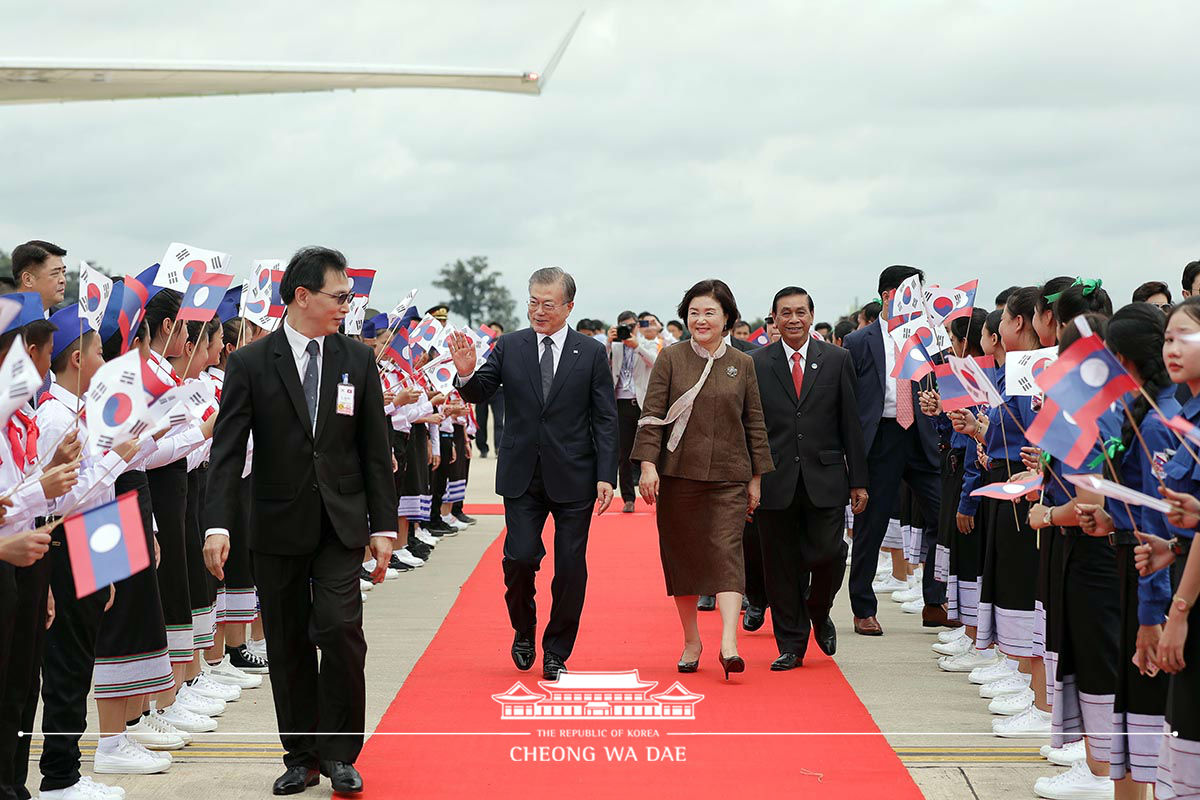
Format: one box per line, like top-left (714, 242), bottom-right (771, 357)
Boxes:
top-left (492, 670), bottom-right (704, 720)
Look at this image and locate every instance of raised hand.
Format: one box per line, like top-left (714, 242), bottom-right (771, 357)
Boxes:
top-left (447, 331), bottom-right (477, 377)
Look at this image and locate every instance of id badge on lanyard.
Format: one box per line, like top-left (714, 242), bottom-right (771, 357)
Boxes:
top-left (336, 373), bottom-right (355, 416)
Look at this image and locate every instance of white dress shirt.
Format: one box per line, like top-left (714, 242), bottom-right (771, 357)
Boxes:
top-left (283, 317), bottom-right (325, 431)
top-left (536, 325), bottom-right (569, 375)
top-left (878, 315), bottom-right (898, 418)
top-left (780, 336), bottom-right (812, 371)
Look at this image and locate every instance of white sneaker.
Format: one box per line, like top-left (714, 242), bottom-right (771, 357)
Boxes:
top-left (203, 655), bottom-right (262, 689)
top-left (125, 714), bottom-right (185, 750)
top-left (892, 582), bottom-right (922, 603)
top-left (361, 592), bottom-right (368, 602)
top-left (175, 683), bottom-right (226, 717)
top-left (1033, 759), bottom-right (1114, 799)
top-left (989, 687), bottom-right (1035, 715)
top-left (384, 567), bottom-right (401, 580)
top-left (247, 638), bottom-right (268, 659)
top-left (93, 735), bottom-right (171, 775)
top-left (414, 529), bottom-right (438, 547)
top-left (873, 575), bottom-right (908, 593)
top-left (938, 628), bottom-right (968, 644)
top-left (938, 649), bottom-right (996, 672)
top-left (394, 548), bottom-right (425, 568)
top-left (1046, 739), bottom-right (1088, 766)
top-left (157, 701), bottom-right (217, 733)
top-left (38, 777), bottom-right (123, 799)
top-left (980, 673), bottom-right (1033, 698)
top-left (190, 672), bottom-right (241, 703)
top-left (900, 598), bottom-right (923, 614)
top-left (360, 578), bottom-right (373, 591)
top-left (969, 656), bottom-right (1017, 684)
top-left (931, 636), bottom-right (972, 656)
top-left (441, 514), bottom-right (469, 530)
top-left (992, 704), bottom-right (1051, 738)
top-left (77, 776), bottom-right (126, 798)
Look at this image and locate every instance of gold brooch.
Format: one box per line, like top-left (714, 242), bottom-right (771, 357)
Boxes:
top-left (726, 366), bottom-right (738, 377)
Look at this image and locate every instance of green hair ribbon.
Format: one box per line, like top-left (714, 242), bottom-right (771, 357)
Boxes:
top-left (1045, 277), bottom-right (1103, 304)
top-left (1086, 436), bottom-right (1125, 470)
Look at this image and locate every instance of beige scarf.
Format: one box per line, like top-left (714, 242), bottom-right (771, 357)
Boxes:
top-left (637, 339), bottom-right (727, 452)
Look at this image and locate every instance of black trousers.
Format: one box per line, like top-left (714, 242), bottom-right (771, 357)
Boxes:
top-left (616, 398), bottom-right (640, 502)
top-left (742, 519), bottom-right (767, 610)
top-left (0, 556), bottom-right (51, 800)
top-left (251, 507), bottom-right (367, 768)
top-left (39, 528), bottom-right (107, 793)
top-left (475, 390), bottom-right (505, 455)
top-left (849, 420), bottom-right (942, 619)
top-left (502, 461), bottom-right (593, 660)
top-left (756, 481), bottom-right (847, 656)
top-left (0, 563), bottom-right (18, 800)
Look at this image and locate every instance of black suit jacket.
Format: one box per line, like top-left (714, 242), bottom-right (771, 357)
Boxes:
top-left (842, 321), bottom-right (940, 466)
top-left (205, 327), bottom-right (397, 556)
top-left (457, 327), bottom-right (618, 503)
top-left (729, 337), bottom-right (757, 353)
top-left (751, 339), bottom-right (868, 510)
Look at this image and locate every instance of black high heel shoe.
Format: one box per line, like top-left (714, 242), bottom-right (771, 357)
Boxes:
top-left (677, 644), bottom-right (702, 673)
top-left (719, 652), bottom-right (745, 680)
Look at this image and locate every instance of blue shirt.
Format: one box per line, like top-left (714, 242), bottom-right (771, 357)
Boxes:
top-left (1143, 388), bottom-right (1200, 545)
top-left (985, 368), bottom-right (1032, 464)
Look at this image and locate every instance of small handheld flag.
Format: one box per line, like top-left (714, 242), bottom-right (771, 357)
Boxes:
top-left (970, 474), bottom-right (1043, 500)
top-left (178, 271), bottom-right (235, 323)
top-left (932, 358), bottom-right (994, 412)
top-left (1162, 414), bottom-right (1200, 447)
top-left (62, 490), bottom-right (149, 598)
top-left (923, 280), bottom-right (978, 327)
top-left (155, 242), bottom-right (230, 292)
top-left (748, 327), bottom-right (770, 347)
top-left (346, 268), bottom-right (376, 300)
top-left (890, 327), bottom-right (935, 381)
top-left (1025, 396), bottom-right (1098, 469)
top-left (1005, 346), bottom-right (1058, 397)
top-left (1034, 333), bottom-right (1137, 431)
top-left (85, 351), bottom-right (150, 454)
top-left (947, 355), bottom-right (1004, 407)
top-left (78, 261), bottom-right (113, 331)
top-left (1064, 474), bottom-right (1172, 513)
top-left (344, 295), bottom-right (369, 335)
top-left (387, 289), bottom-right (420, 324)
top-left (888, 274), bottom-right (925, 330)
top-left (0, 334), bottom-right (40, 429)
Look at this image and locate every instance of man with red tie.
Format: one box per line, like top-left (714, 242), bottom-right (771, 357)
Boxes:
top-left (750, 287), bottom-right (867, 669)
top-left (842, 266), bottom-right (945, 636)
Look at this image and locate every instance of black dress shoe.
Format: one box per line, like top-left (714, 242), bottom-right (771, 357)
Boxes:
top-left (697, 595), bottom-right (716, 611)
top-left (815, 616), bottom-right (837, 656)
top-left (543, 653), bottom-right (568, 680)
top-left (319, 760), bottom-right (363, 794)
top-left (511, 634), bottom-right (536, 671)
top-left (453, 511), bottom-right (477, 525)
top-left (770, 652), bottom-right (802, 671)
top-left (273, 766), bottom-right (318, 795)
top-left (742, 605), bottom-right (766, 631)
top-left (425, 519), bottom-right (455, 536)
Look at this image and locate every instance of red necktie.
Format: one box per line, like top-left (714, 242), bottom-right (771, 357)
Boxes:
top-left (7, 410), bottom-right (39, 470)
top-left (791, 352), bottom-right (804, 400)
top-left (896, 378), bottom-right (914, 429)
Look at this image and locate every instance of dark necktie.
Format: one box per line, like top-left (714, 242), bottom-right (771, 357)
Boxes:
top-left (304, 339), bottom-right (320, 429)
top-left (791, 351), bottom-right (804, 401)
top-left (540, 337), bottom-right (555, 402)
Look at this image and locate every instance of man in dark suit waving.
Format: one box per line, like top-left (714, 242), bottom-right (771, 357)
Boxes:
top-left (842, 265), bottom-right (944, 637)
top-left (203, 246), bottom-right (396, 796)
top-left (447, 267), bottom-right (618, 681)
top-left (751, 287), bottom-right (868, 670)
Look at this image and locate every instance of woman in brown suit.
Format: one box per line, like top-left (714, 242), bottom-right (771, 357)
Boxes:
top-left (633, 279), bottom-right (774, 679)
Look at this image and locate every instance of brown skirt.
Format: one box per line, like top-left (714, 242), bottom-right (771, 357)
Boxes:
top-left (656, 476), bottom-right (747, 596)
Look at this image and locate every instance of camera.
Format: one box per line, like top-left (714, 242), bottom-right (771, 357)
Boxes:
top-left (616, 324), bottom-right (633, 341)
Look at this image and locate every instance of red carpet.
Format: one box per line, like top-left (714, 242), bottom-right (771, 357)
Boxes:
top-left (359, 503), bottom-right (921, 799)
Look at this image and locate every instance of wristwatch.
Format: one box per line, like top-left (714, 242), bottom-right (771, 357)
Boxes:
top-left (1168, 538), bottom-right (1186, 556)
top-left (1173, 594), bottom-right (1194, 614)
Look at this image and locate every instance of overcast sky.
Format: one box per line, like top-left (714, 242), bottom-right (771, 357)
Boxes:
top-left (3, 1), bottom-right (1198, 327)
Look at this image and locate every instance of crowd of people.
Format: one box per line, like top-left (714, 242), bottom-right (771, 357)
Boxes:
top-left (3, 238), bottom-right (1200, 800)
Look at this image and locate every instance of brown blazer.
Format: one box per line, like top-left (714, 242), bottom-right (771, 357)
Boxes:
top-left (631, 341), bottom-right (774, 482)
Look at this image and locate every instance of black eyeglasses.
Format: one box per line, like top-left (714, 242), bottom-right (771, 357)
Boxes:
top-left (316, 290), bottom-right (355, 305)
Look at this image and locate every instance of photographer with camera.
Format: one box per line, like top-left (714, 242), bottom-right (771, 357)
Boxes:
top-left (607, 311), bottom-right (661, 513)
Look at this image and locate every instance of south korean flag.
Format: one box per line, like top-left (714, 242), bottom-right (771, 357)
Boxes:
top-left (1005, 346), bottom-right (1058, 397)
top-left (0, 335), bottom-right (40, 429)
top-left (154, 242), bottom-right (231, 293)
top-left (85, 351), bottom-right (150, 454)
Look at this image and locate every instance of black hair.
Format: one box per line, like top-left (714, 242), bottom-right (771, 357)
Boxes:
top-left (666, 319), bottom-right (683, 330)
top-left (1005, 286), bottom-right (1041, 328)
top-left (183, 320), bottom-right (206, 345)
top-left (144, 288), bottom-right (183, 344)
top-left (204, 315), bottom-right (222, 345)
top-left (487, 320), bottom-right (504, 331)
top-left (732, 319), bottom-right (750, 330)
top-left (994, 286), bottom-right (1019, 307)
top-left (860, 301), bottom-right (882, 324)
top-left (950, 308), bottom-right (988, 357)
top-left (1132, 281), bottom-right (1172, 305)
top-left (983, 309), bottom-right (1003, 342)
top-left (1057, 313), bottom-right (1109, 352)
top-left (677, 279), bottom-right (739, 333)
top-left (833, 318), bottom-right (856, 343)
top-left (221, 317), bottom-right (242, 353)
top-left (50, 330), bottom-right (97, 374)
top-left (0, 319), bottom-right (55, 359)
top-left (11, 240), bottom-right (66, 282)
top-left (616, 310), bottom-right (637, 324)
top-left (877, 265), bottom-right (923, 296)
top-left (1036, 276), bottom-right (1075, 317)
top-left (814, 322), bottom-right (832, 334)
top-left (574, 319), bottom-right (593, 332)
top-left (101, 318), bottom-right (148, 362)
top-left (770, 286), bottom-right (816, 314)
top-left (1107, 303), bottom-right (1169, 457)
top-left (1054, 283), bottom-right (1112, 324)
top-left (1167, 295), bottom-right (1200, 328)
top-left (1183, 260), bottom-right (1200, 295)
top-left (280, 246), bottom-right (348, 305)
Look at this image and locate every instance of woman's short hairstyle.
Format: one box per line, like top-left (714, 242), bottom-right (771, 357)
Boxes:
top-left (677, 279), bottom-right (739, 333)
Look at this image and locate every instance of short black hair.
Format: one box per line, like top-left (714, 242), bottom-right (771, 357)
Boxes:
top-left (0, 319), bottom-right (56, 360)
top-left (638, 311), bottom-right (658, 321)
top-left (814, 322), bottom-right (832, 334)
top-left (487, 320), bottom-right (505, 332)
top-left (1132, 280), bottom-right (1172, 304)
top-left (877, 265), bottom-right (923, 296)
top-left (574, 319), bottom-right (592, 332)
top-left (667, 319), bottom-right (683, 329)
top-left (770, 286), bottom-right (815, 315)
top-left (833, 319), bottom-right (856, 342)
top-left (860, 301), bottom-right (881, 324)
top-left (1183, 261), bottom-right (1200, 294)
top-left (994, 285), bottom-right (1019, 307)
top-left (144, 288), bottom-right (183, 343)
top-left (677, 279), bottom-right (739, 333)
top-left (11, 240), bottom-right (66, 282)
top-left (1037, 276), bottom-right (1075, 316)
top-left (280, 246), bottom-right (348, 305)
top-left (617, 310), bottom-right (637, 324)
top-left (732, 319), bottom-right (750, 330)
top-left (1054, 283), bottom-right (1112, 324)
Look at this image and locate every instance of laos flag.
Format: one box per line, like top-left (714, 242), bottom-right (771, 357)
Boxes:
top-left (63, 490), bottom-right (149, 599)
top-left (178, 271), bottom-right (235, 322)
top-left (1026, 395), bottom-right (1098, 469)
top-left (970, 473), bottom-right (1043, 500)
top-left (1034, 333), bottom-right (1137, 432)
top-left (347, 268), bottom-right (376, 300)
top-left (748, 326), bottom-right (770, 346)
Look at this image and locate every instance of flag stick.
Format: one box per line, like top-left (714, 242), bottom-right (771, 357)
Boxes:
top-left (993, 399), bottom-right (1074, 498)
top-left (998, 415), bottom-right (1022, 528)
top-left (1118, 397), bottom-right (1168, 494)
top-left (236, 315), bottom-right (246, 350)
top-left (1092, 432), bottom-right (1139, 533)
top-left (1136, 385), bottom-right (1200, 463)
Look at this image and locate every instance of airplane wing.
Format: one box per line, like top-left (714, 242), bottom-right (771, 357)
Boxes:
top-left (0, 12), bottom-right (583, 106)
